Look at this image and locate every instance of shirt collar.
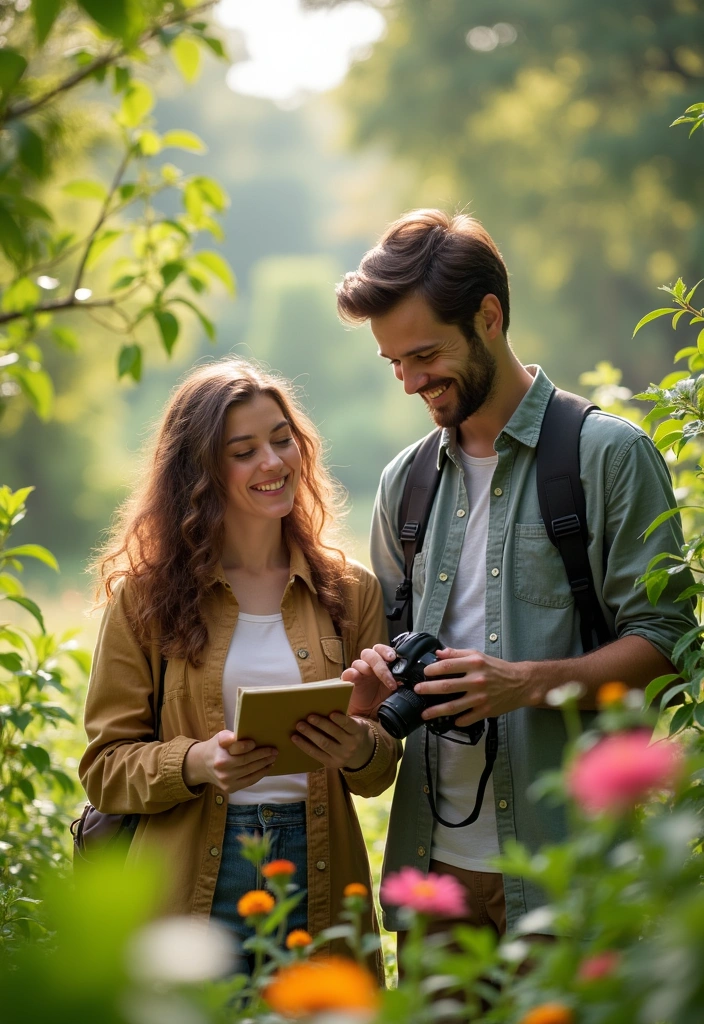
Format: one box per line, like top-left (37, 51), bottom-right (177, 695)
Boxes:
top-left (439, 364), bottom-right (555, 462)
top-left (208, 537), bottom-right (317, 595)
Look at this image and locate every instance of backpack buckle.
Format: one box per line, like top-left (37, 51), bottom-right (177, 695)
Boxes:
top-left (400, 520), bottom-right (420, 542)
top-left (552, 513), bottom-right (581, 538)
top-left (395, 579), bottom-right (412, 602)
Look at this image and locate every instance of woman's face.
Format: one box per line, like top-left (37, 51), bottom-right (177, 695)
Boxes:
top-left (220, 394), bottom-right (302, 523)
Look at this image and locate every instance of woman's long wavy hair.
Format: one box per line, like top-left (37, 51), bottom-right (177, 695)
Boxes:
top-left (95, 359), bottom-right (353, 663)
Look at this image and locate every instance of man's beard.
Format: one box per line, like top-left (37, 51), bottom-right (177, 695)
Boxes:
top-left (423, 333), bottom-right (497, 429)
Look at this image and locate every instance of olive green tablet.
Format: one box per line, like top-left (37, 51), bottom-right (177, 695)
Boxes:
top-left (233, 679), bottom-right (354, 775)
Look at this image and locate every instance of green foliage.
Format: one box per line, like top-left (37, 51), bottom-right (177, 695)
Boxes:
top-left (0, 0), bottom-right (233, 415)
top-left (0, 485), bottom-right (89, 950)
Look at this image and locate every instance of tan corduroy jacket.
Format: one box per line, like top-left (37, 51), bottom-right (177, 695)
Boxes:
top-left (79, 546), bottom-right (400, 973)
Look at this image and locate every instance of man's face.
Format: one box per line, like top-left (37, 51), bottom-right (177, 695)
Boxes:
top-left (371, 294), bottom-right (497, 429)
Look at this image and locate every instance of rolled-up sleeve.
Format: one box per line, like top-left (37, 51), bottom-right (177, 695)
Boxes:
top-left (79, 583), bottom-right (202, 815)
top-left (603, 433), bottom-right (697, 660)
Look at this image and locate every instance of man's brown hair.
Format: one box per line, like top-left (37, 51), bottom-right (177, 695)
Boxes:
top-left (336, 209), bottom-right (510, 337)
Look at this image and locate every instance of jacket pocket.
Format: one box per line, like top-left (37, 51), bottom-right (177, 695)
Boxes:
top-left (320, 636), bottom-right (345, 676)
top-left (412, 549), bottom-right (427, 597)
top-left (513, 523), bottom-right (573, 609)
top-left (162, 659), bottom-right (190, 701)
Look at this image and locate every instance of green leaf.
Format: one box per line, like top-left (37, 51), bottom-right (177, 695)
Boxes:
top-left (86, 229), bottom-right (122, 270)
top-left (52, 327), bottom-right (79, 351)
top-left (14, 367), bottom-right (54, 421)
top-left (0, 48), bottom-right (28, 97)
top-left (172, 36), bottom-right (202, 82)
top-left (192, 251), bottom-right (235, 294)
top-left (3, 544), bottom-right (58, 570)
top-left (645, 569), bottom-right (669, 606)
top-left (633, 308), bottom-right (679, 336)
top-left (18, 778), bottom-right (36, 801)
top-left (674, 346), bottom-right (697, 362)
top-left (172, 297), bottom-right (215, 340)
top-left (77, 0), bottom-right (144, 44)
top-left (685, 279), bottom-right (704, 305)
top-left (154, 310), bottom-right (179, 354)
top-left (202, 36), bottom-right (227, 59)
top-left (0, 651), bottom-right (23, 673)
top-left (0, 205), bottom-right (25, 262)
top-left (15, 124), bottom-right (46, 177)
top-left (193, 176), bottom-right (228, 211)
top-left (161, 130), bottom-right (207, 153)
top-left (643, 505), bottom-right (699, 541)
top-left (653, 427), bottom-right (684, 452)
top-left (2, 276), bottom-right (40, 313)
top-left (118, 82), bottom-right (154, 128)
top-left (160, 261), bottom-right (184, 287)
top-left (670, 702), bottom-right (693, 734)
top-left (659, 371), bottom-right (690, 389)
top-left (32, 0), bottom-right (62, 44)
top-left (118, 343), bottom-right (142, 382)
top-left (137, 130), bottom-right (162, 156)
top-left (22, 743), bottom-right (51, 772)
top-left (672, 309), bottom-right (687, 330)
top-left (113, 65), bottom-right (130, 93)
top-left (63, 179), bottom-right (108, 201)
top-left (644, 672), bottom-right (679, 709)
top-left (6, 595), bottom-right (45, 632)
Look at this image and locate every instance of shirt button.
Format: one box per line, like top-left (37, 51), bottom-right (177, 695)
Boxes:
top-left (297, 649), bottom-right (309, 659)
top-left (491, 568), bottom-right (500, 577)
top-left (210, 846), bottom-right (219, 857)
top-left (489, 633), bottom-right (498, 643)
top-left (423, 785), bottom-right (429, 794)
top-left (498, 799), bottom-right (508, 810)
top-left (438, 572), bottom-right (448, 582)
top-left (494, 487), bottom-right (503, 496)
top-left (456, 509), bottom-right (466, 517)
top-left (417, 845), bottom-right (426, 857)
top-left (215, 794), bottom-right (224, 805)
top-left (316, 860), bottom-right (326, 870)
top-left (314, 804), bottom-right (325, 816)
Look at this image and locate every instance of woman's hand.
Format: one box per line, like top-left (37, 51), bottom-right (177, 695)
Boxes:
top-left (291, 713), bottom-right (375, 770)
top-left (342, 644), bottom-right (398, 717)
top-left (183, 731), bottom-right (278, 792)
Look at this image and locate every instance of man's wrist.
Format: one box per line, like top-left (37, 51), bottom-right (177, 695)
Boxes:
top-left (344, 724), bottom-right (377, 771)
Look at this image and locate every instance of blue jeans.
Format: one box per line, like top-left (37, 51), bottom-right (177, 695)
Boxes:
top-left (211, 801), bottom-right (308, 967)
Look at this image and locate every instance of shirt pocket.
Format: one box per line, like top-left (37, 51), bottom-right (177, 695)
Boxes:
top-left (162, 659), bottom-right (191, 701)
top-left (320, 636), bottom-right (345, 677)
top-left (513, 523), bottom-right (573, 609)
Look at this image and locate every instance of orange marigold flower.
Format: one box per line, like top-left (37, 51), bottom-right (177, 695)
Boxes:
top-left (343, 883), bottom-right (369, 898)
top-left (597, 681), bottom-right (630, 709)
top-left (519, 1003), bottom-right (575, 1024)
top-left (237, 890), bottom-right (275, 917)
top-left (264, 956), bottom-right (380, 1017)
top-left (262, 859), bottom-right (297, 879)
top-left (285, 929), bottom-right (313, 950)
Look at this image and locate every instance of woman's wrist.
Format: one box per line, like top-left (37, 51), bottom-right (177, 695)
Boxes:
top-left (183, 741), bottom-right (206, 788)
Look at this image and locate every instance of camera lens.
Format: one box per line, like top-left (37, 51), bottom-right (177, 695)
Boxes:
top-left (377, 687), bottom-right (427, 740)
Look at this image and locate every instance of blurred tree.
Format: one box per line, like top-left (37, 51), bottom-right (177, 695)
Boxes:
top-left (336, 0), bottom-right (704, 387)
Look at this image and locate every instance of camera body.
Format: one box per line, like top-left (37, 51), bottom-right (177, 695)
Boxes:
top-left (377, 631), bottom-right (485, 744)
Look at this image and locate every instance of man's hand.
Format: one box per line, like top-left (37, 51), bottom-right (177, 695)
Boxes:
top-left (291, 713), bottom-right (375, 770)
top-left (417, 648), bottom-right (534, 727)
top-left (341, 644), bottom-right (398, 717)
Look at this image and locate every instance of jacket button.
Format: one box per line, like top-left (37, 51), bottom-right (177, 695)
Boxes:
top-left (438, 572), bottom-right (448, 582)
top-left (456, 509), bottom-right (466, 517)
top-left (422, 785), bottom-right (429, 794)
top-left (489, 633), bottom-right (498, 642)
top-left (215, 794), bottom-right (224, 805)
top-left (417, 846), bottom-right (426, 857)
top-left (499, 799), bottom-right (508, 810)
top-left (297, 649), bottom-right (309, 659)
top-left (491, 568), bottom-right (500, 577)
top-left (494, 487), bottom-right (503, 496)
top-left (210, 846), bottom-right (219, 857)
top-left (314, 804), bottom-right (325, 816)
top-left (316, 860), bottom-right (326, 870)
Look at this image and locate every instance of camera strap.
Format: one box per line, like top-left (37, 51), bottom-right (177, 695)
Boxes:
top-left (423, 716), bottom-right (499, 827)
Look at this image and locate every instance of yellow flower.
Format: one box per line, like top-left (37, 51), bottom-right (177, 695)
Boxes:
top-left (237, 890), bottom-right (275, 917)
top-left (597, 681), bottom-right (629, 709)
top-left (285, 929), bottom-right (313, 950)
top-left (343, 883), bottom-right (369, 898)
top-left (264, 956), bottom-right (380, 1017)
top-left (262, 859), bottom-right (297, 879)
top-left (519, 1003), bottom-right (575, 1024)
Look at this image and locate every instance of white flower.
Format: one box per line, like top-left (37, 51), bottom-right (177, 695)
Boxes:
top-left (125, 915), bottom-right (236, 984)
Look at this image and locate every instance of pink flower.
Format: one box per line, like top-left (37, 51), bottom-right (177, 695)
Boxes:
top-left (381, 867), bottom-right (467, 917)
top-left (577, 950), bottom-right (621, 982)
top-left (568, 731), bottom-right (682, 814)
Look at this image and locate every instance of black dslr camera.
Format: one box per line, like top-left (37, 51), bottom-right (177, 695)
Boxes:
top-left (377, 631), bottom-right (485, 745)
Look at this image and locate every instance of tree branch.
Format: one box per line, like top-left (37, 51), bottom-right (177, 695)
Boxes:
top-left (71, 146), bottom-right (133, 294)
top-left (0, 297), bottom-right (118, 326)
top-left (2, 0), bottom-right (219, 126)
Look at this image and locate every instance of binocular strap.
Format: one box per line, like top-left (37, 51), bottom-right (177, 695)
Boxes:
top-left (423, 716), bottom-right (499, 829)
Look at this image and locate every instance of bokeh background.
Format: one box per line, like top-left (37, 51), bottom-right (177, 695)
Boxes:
top-left (2, 0), bottom-right (703, 601)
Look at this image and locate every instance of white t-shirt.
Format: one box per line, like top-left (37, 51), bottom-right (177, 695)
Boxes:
top-left (431, 448), bottom-right (501, 873)
top-left (222, 612), bottom-right (309, 805)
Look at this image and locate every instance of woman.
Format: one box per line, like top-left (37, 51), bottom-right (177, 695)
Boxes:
top-left (79, 359), bottom-right (399, 976)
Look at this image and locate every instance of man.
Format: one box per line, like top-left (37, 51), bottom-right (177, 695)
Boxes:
top-left (336, 208), bottom-right (695, 941)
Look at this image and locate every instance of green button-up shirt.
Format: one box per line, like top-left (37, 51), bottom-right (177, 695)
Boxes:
top-left (371, 366), bottom-right (695, 931)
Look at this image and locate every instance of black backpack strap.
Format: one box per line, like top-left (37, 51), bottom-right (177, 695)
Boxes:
top-left (387, 429), bottom-right (444, 639)
top-left (536, 388), bottom-right (611, 653)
